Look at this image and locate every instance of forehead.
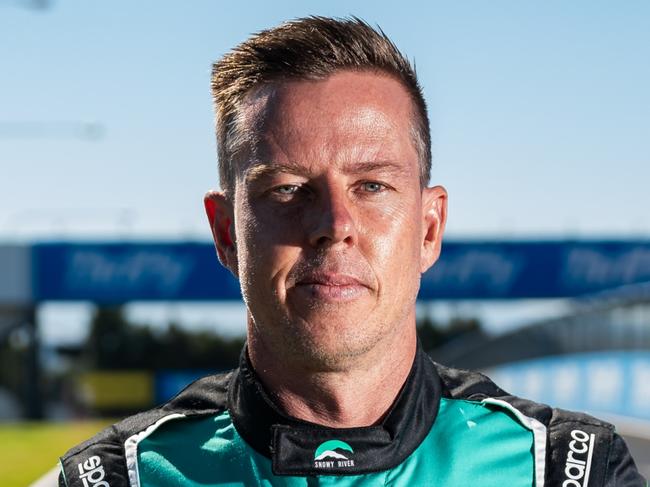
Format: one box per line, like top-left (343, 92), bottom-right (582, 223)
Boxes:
top-left (235, 71), bottom-right (418, 172)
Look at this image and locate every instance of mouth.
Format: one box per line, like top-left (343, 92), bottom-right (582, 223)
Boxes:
top-left (293, 273), bottom-right (371, 302)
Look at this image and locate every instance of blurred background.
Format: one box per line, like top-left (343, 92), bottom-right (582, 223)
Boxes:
top-left (1, 0), bottom-right (649, 484)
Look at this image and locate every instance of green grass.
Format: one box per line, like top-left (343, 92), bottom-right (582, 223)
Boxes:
top-left (0, 420), bottom-right (113, 487)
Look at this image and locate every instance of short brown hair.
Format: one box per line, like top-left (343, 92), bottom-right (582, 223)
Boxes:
top-left (211, 16), bottom-right (431, 197)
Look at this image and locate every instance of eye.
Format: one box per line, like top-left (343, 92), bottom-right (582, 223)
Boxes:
top-left (274, 185), bottom-right (299, 195)
top-left (268, 184), bottom-right (309, 202)
top-left (360, 181), bottom-right (386, 193)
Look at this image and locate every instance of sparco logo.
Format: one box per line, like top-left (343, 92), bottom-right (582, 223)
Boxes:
top-left (563, 429), bottom-right (595, 487)
top-left (76, 455), bottom-right (110, 487)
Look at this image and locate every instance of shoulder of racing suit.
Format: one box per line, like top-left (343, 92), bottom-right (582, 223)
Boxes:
top-left (58, 371), bottom-right (232, 487)
top-left (434, 362), bottom-right (646, 487)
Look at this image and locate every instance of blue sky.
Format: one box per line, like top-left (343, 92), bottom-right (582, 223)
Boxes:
top-left (2, 0), bottom-right (649, 239)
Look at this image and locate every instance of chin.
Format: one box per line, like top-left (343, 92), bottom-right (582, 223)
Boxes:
top-left (285, 315), bottom-right (387, 370)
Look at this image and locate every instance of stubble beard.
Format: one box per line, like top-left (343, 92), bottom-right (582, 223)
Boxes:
top-left (240, 242), bottom-right (420, 373)
top-left (247, 290), bottom-right (415, 373)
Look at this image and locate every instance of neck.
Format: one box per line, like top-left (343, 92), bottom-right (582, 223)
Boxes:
top-left (247, 318), bottom-right (417, 428)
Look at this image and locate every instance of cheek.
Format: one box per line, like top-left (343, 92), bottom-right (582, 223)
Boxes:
top-left (359, 203), bottom-right (422, 289)
top-left (366, 203), bottom-right (421, 255)
top-left (235, 202), bottom-right (301, 286)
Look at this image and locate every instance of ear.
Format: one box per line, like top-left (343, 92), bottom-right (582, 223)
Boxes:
top-left (420, 185), bottom-right (447, 273)
top-left (204, 190), bottom-right (238, 277)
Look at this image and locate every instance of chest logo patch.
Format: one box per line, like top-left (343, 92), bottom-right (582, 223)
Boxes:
top-left (314, 440), bottom-right (355, 468)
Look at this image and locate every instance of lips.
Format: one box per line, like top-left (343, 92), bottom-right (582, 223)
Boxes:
top-left (291, 271), bottom-right (372, 302)
top-left (297, 273), bottom-right (367, 287)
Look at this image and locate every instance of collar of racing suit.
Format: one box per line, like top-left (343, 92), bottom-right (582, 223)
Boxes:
top-left (227, 342), bottom-right (442, 476)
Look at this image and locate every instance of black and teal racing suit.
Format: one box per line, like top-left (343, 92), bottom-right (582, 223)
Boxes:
top-left (59, 345), bottom-right (646, 486)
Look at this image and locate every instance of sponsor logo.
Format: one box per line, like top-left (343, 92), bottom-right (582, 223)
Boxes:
top-left (66, 249), bottom-right (194, 297)
top-left (563, 429), bottom-right (595, 487)
top-left (313, 440), bottom-right (355, 469)
top-left (77, 455), bottom-right (110, 487)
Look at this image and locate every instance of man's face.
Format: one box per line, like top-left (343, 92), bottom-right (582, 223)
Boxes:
top-left (209, 71), bottom-right (446, 369)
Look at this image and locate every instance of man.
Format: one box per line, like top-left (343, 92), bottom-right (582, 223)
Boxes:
top-left (59, 16), bottom-right (645, 486)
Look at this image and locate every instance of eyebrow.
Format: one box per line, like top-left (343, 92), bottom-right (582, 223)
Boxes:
top-left (244, 161), bottom-right (309, 183)
top-left (244, 160), bottom-right (407, 183)
top-left (344, 160), bottom-right (406, 175)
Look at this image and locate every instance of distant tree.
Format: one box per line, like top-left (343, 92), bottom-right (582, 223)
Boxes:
top-left (417, 314), bottom-right (484, 352)
top-left (416, 315), bottom-right (445, 351)
top-left (83, 306), bottom-right (244, 371)
top-left (0, 336), bottom-right (24, 399)
top-left (154, 322), bottom-right (243, 370)
top-left (83, 307), bottom-right (154, 369)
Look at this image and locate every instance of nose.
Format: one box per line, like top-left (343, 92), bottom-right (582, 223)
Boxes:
top-left (307, 188), bottom-right (357, 248)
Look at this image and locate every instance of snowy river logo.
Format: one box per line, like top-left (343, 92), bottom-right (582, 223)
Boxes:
top-left (314, 440), bottom-right (355, 469)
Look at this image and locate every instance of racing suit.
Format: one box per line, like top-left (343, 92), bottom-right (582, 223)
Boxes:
top-left (59, 345), bottom-right (646, 486)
